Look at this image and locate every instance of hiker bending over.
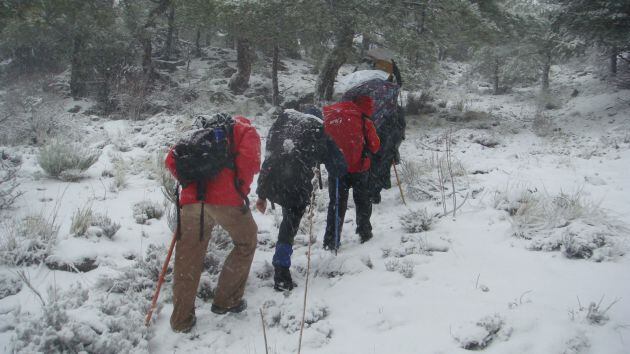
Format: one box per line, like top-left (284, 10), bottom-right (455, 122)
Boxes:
top-left (165, 113), bottom-right (260, 333)
top-left (256, 108), bottom-right (346, 291)
top-left (322, 96), bottom-right (381, 250)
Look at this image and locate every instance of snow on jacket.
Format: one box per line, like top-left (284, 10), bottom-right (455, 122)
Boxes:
top-left (165, 116), bottom-right (261, 207)
top-left (256, 109), bottom-right (346, 208)
top-left (323, 98), bottom-right (380, 173)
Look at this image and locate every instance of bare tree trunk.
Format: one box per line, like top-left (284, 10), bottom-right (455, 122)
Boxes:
top-left (70, 34), bottom-right (87, 98)
top-left (195, 27), bottom-right (202, 57)
top-left (493, 57), bottom-right (500, 95)
top-left (163, 2), bottom-right (176, 60)
top-left (610, 47), bottom-right (618, 76)
top-left (272, 44), bottom-right (280, 107)
top-left (141, 35), bottom-right (153, 81)
top-left (541, 52), bottom-right (552, 91)
top-left (360, 32), bottom-right (370, 58)
top-left (140, 0), bottom-right (170, 86)
top-left (228, 37), bottom-right (252, 94)
top-left (316, 21), bottom-right (354, 101)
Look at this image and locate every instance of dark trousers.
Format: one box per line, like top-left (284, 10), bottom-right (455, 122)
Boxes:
top-left (324, 172), bottom-right (372, 245)
top-left (273, 205), bottom-right (306, 268)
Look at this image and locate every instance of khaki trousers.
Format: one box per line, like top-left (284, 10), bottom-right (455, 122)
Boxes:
top-left (170, 203), bottom-right (257, 331)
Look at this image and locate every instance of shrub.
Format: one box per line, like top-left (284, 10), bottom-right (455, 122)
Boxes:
top-left (132, 200), bottom-right (163, 224)
top-left (453, 314), bottom-right (507, 350)
top-left (496, 188), bottom-right (627, 261)
top-left (97, 244), bottom-right (169, 295)
top-left (109, 154), bottom-right (128, 192)
top-left (532, 110), bottom-right (554, 137)
top-left (0, 91), bottom-right (63, 146)
top-left (12, 285), bottom-right (151, 353)
top-left (0, 273), bottom-right (22, 299)
top-left (70, 205), bottom-right (120, 239)
top-left (0, 214), bottom-right (59, 266)
top-left (0, 152), bottom-right (23, 210)
top-left (400, 209), bottom-right (433, 233)
top-left (38, 140), bottom-right (100, 179)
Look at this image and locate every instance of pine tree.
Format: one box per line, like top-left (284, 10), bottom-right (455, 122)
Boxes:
top-left (557, 0), bottom-right (630, 76)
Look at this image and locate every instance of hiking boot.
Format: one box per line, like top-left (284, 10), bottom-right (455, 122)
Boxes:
top-left (359, 230), bottom-right (373, 244)
top-left (323, 234), bottom-right (337, 251)
top-left (274, 266), bottom-right (297, 291)
top-left (211, 299), bottom-right (247, 315)
top-left (171, 314), bottom-right (196, 333)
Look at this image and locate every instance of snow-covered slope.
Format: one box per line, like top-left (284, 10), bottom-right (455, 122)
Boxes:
top-left (1, 54), bottom-right (629, 354)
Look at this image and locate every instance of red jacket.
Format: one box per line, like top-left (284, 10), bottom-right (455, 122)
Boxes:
top-left (165, 116), bottom-right (261, 206)
top-left (323, 98), bottom-right (380, 173)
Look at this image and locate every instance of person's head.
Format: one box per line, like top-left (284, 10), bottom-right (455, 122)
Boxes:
top-left (353, 95), bottom-right (374, 118)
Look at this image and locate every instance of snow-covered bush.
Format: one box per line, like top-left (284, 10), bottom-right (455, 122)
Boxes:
top-left (569, 297), bottom-right (619, 326)
top-left (70, 205), bottom-right (120, 239)
top-left (384, 258), bottom-right (415, 278)
top-left (0, 214), bottom-right (59, 266)
top-left (452, 314), bottom-right (509, 350)
top-left (563, 335), bottom-right (590, 354)
top-left (12, 285), bottom-right (150, 353)
top-left (400, 209), bottom-right (433, 233)
top-left (0, 273), bottom-right (22, 299)
top-left (97, 244), bottom-right (168, 296)
top-left (532, 110), bottom-right (554, 137)
top-left (382, 233), bottom-right (449, 259)
top-left (38, 140), bottom-right (100, 180)
top-left (109, 154), bottom-right (128, 192)
top-left (0, 151), bottom-right (23, 210)
top-left (132, 200), bottom-right (163, 224)
top-left (0, 91), bottom-right (63, 146)
top-left (496, 188), bottom-right (627, 261)
top-left (262, 299), bottom-right (329, 334)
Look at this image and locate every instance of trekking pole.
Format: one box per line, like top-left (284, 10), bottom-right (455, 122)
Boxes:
top-left (334, 177), bottom-right (340, 256)
top-left (145, 232), bottom-right (177, 327)
top-left (392, 161), bottom-right (407, 206)
top-left (298, 169), bottom-right (319, 354)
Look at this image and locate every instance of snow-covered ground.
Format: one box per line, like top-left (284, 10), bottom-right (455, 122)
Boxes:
top-left (1, 54), bottom-right (629, 353)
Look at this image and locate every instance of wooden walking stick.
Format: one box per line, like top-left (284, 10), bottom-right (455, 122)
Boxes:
top-left (392, 161), bottom-right (407, 206)
top-left (145, 232), bottom-right (177, 327)
top-left (146, 184), bottom-right (180, 327)
top-left (298, 169), bottom-right (319, 354)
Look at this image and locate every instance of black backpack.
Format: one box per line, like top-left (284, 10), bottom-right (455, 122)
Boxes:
top-left (172, 114), bottom-right (234, 200)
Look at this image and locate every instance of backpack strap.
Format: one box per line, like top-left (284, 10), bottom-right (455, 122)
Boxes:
top-left (226, 121), bottom-right (250, 214)
top-left (361, 113), bottom-right (371, 162)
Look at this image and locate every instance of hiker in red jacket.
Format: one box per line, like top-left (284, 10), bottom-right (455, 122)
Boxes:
top-left (165, 114), bottom-right (261, 333)
top-left (322, 96), bottom-right (380, 249)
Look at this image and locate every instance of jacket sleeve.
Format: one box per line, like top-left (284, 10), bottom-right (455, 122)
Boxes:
top-left (164, 147), bottom-right (179, 180)
top-left (321, 134), bottom-right (347, 178)
top-left (256, 158), bottom-right (271, 199)
top-left (234, 118), bottom-right (261, 196)
top-left (365, 119), bottom-right (381, 154)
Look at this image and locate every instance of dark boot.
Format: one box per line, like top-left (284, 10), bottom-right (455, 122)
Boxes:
top-left (211, 299), bottom-right (247, 315)
top-left (323, 233), bottom-right (336, 251)
top-left (274, 266), bottom-right (297, 291)
top-left (359, 230), bottom-right (373, 244)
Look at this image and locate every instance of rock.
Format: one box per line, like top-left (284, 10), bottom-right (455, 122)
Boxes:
top-left (571, 89), bottom-right (579, 97)
top-left (154, 59), bottom-right (186, 72)
top-left (68, 105), bottom-right (81, 113)
top-left (46, 257), bottom-right (98, 273)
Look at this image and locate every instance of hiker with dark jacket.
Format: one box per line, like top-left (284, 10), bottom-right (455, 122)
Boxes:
top-left (256, 108), bottom-right (346, 291)
top-left (165, 114), bottom-right (261, 333)
top-left (369, 105), bottom-right (406, 203)
top-left (323, 96), bottom-right (381, 249)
